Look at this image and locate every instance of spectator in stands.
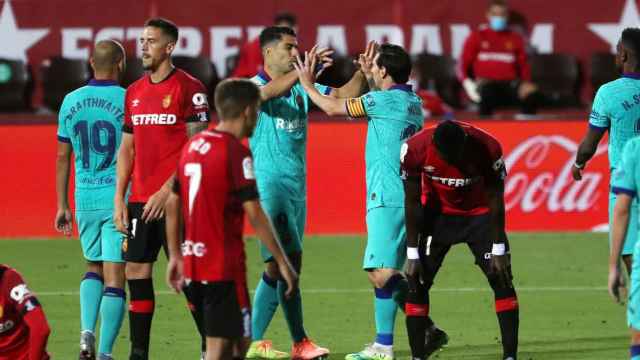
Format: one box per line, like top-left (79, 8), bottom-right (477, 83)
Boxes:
top-left (231, 12), bottom-right (298, 78)
top-left (459, 0), bottom-right (541, 116)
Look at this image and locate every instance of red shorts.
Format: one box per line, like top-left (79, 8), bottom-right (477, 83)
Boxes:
top-left (0, 342), bottom-right (49, 360)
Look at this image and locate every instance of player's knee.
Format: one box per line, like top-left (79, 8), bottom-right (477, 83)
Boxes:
top-left (125, 262), bottom-right (151, 279)
top-left (367, 269), bottom-right (397, 288)
top-left (86, 261), bottom-right (103, 275)
top-left (264, 261), bottom-right (281, 280)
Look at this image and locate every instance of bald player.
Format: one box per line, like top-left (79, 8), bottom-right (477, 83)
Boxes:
top-left (56, 39), bottom-right (128, 360)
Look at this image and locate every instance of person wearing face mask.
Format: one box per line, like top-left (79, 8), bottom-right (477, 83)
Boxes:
top-left (459, 0), bottom-right (541, 117)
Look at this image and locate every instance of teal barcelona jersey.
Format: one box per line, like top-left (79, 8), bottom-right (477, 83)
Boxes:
top-left (612, 137), bottom-right (640, 204)
top-left (57, 79), bottom-right (125, 211)
top-left (249, 71), bottom-right (331, 200)
top-left (589, 74), bottom-right (640, 172)
top-left (346, 84), bottom-right (424, 210)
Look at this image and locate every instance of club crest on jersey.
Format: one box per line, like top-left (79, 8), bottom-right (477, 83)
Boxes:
top-left (122, 237), bottom-right (128, 253)
top-left (505, 41), bottom-right (513, 50)
top-left (132, 99), bottom-right (140, 107)
top-left (0, 305), bottom-right (3, 318)
top-left (162, 94), bottom-right (172, 109)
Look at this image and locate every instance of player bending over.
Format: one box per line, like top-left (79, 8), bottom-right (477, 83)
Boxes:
top-left (401, 120), bottom-right (519, 360)
top-left (574, 28), bottom-right (640, 276)
top-left (165, 79), bottom-right (298, 360)
top-left (0, 264), bottom-right (51, 360)
top-left (55, 40), bottom-right (127, 360)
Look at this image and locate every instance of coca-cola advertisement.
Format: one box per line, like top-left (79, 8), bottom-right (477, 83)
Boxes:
top-left (0, 119), bottom-right (608, 237)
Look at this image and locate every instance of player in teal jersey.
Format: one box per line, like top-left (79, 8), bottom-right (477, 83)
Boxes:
top-left (246, 26), bottom-right (369, 360)
top-left (574, 28), bottom-right (640, 276)
top-left (293, 43), bottom-right (439, 360)
top-left (608, 137), bottom-right (640, 360)
top-left (55, 40), bottom-right (127, 360)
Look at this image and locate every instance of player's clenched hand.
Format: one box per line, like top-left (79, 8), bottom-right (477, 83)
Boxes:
top-left (489, 254), bottom-right (513, 288)
top-left (608, 264), bottom-right (626, 304)
top-left (278, 262), bottom-right (299, 299)
top-left (405, 259), bottom-right (423, 292)
top-left (142, 187), bottom-right (170, 222)
top-left (113, 198), bottom-right (129, 234)
top-left (54, 207), bottom-right (73, 236)
top-left (166, 257), bottom-right (184, 294)
top-left (571, 164), bottom-right (583, 181)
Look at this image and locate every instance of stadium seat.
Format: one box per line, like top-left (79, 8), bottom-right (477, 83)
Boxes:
top-left (413, 53), bottom-right (461, 108)
top-left (172, 56), bottom-right (220, 98)
top-left (590, 52), bottom-right (617, 98)
top-left (530, 53), bottom-right (581, 107)
top-left (122, 57), bottom-right (145, 88)
top-left (41, 57), bottom-right (90, 112)
top-left (0, 58), bottom-right (32, 112)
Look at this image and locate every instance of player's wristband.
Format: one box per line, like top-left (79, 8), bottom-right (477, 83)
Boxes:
top-left (407, 247), bottom-right (420, 260)
top-left (573, 162), bottom-right (585, 170)
top-left (491, 243), bottom-right (506, 256)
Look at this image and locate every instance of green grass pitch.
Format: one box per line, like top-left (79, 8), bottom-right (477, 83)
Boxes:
top-left (0, 233), bottom-right (628, 359)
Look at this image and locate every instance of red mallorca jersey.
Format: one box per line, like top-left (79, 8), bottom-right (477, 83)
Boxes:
top-left (175, 130), bottom-right (258, 282)
top-left (459, 25), bottom-right (530, 82)
top-left (0, 265), bottom-right (49, 360)
top-left (123, 68), bottom-right (210, 203)
top-left (401, 121), bottom-right (506, 216)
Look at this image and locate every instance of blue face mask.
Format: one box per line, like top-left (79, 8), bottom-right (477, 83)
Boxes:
top-left (489, 16), bottom-right (508, 31)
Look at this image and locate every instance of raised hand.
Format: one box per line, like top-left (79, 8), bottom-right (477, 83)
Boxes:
top-left (358, 40), bottom-right (378, 77)
top-left (292, 51), bottom-right (317, 89)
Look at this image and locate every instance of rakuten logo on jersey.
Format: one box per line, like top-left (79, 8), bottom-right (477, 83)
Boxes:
top-left (504, 135), bottom-right (605, 213)
top-left (182, 240), bottom-right (207, 257)
top-left (132, 114), bottom-right (177, 125)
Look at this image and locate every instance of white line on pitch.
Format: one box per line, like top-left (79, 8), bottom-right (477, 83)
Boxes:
top-left (34, 286), bottom-right (606, 297)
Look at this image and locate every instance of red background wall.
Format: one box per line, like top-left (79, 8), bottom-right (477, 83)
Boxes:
top-left (0, 120), bottom-right (609, 238)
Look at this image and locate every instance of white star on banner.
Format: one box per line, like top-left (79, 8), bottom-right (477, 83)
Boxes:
top-left (0, 0), bottom-right (48, 61)
top-left (588, 0), bottom-right (640, 53)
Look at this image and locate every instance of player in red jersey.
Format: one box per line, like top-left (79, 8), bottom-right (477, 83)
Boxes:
top-left (165, 78), bottom-right (298, 360)
top-left (113, 18), bottom-right (211, 360)
top-left (0, 264), bottom-right (51, 360)
top-left (459, 0), bottom-right (541, 116)
top-left (401, 120), bottom-right (519, 360)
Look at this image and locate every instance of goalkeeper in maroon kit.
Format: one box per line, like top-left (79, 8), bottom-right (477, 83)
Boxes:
top-left (401, 120), bottom-right (519, 360)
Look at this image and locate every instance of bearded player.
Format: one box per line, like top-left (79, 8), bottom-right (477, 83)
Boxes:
top-left (113, 18), bottom-right (210, 360)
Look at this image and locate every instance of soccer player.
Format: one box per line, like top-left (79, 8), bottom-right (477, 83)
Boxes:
top-left (55, 39), bottom-right (127, 360)
top-left (112, 18), bottom-right (210, 360)
top-left (574, 28), bottom-right (640, 276)
top-left (400, 120), bottom-right (518, 360)
top-left (459, 0), bottom-right (541, 116)
top-left (292, 43), bottom-right (426, 360)
top-left (0, 264), bottom-right (51, 360)
top-left (609, 138), bottom-right (640, 360)
top-left (246, 26), bottom-right (368, 360)
top-left (165, 78), bottom-right (299, 360)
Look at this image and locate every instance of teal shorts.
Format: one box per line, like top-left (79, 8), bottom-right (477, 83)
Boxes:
top-left (609, 192), bottom-right (639, 256)
top-left (259, 198), bottom-right (305, 262)
top-left (76, 209), bottom-right (124, 263)
top-left (363, 206), bottom-right (406, 270)
top-left (628, 241), bottom-right (640, 329)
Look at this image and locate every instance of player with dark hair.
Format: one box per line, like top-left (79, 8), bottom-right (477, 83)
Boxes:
top-left (0, 264), bottom-right (51, 360)
top-left (55, 39), bottom-right (127, 360)
top-left (575, 28), bottom-right (640, 278)
top-left (165, 78), bottom-right (298, 360)
top-left (293, 42), bottom-right (434, 360)
top-left (401, 120), bottom-right (519, 360)
top-left (459, 0), bottom-right (541, 116)
top-left (246, 25), bottom-right (367, 360)
top-left (113, 17), bottom-right (211, 360)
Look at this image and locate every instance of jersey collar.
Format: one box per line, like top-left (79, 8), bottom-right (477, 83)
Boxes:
top-left (389, 84), bottom-right (412, 92)
top-left (148, 67), bottom-right (177, 85)
top-left (622, 73), bottom-right (640, 80)
top-left (257, 70), bottom-right (272, 83)
top-left (88, 79), bottom-right (118, 86)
